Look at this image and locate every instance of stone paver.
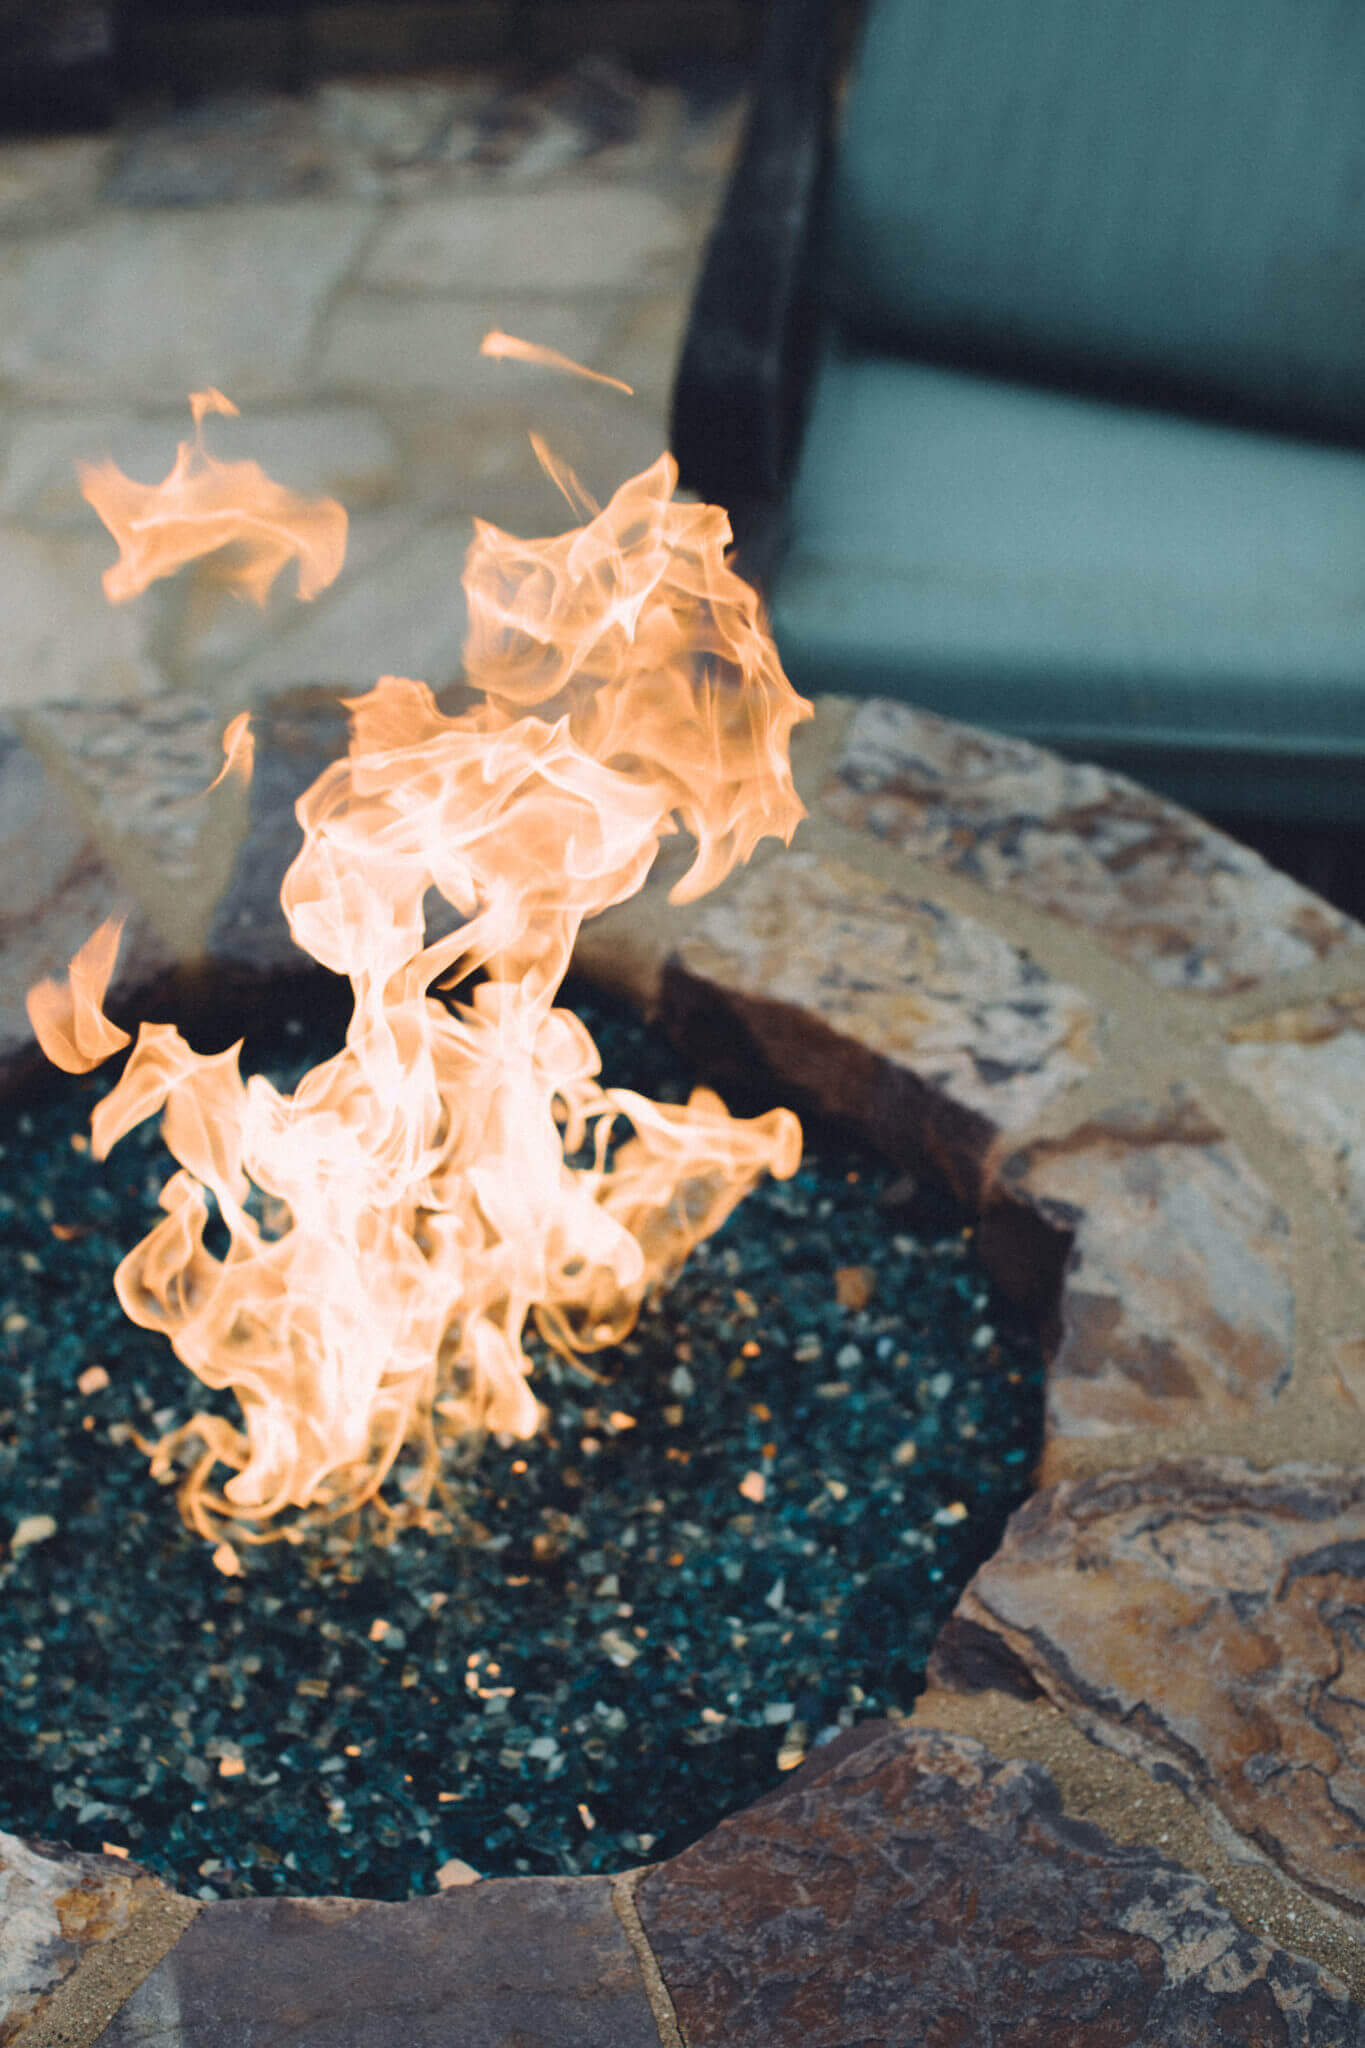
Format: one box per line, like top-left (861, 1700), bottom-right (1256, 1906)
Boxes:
top-left (939, 1459), bottom-right (1365, 1922)
top-left (0, 1831), bottom-right (194, 2044)
top-left (986, 1090), bottom-right (1295, 1447)
top-left (636, 1725), bottom-right (1365, 2047)
top-left (94, 1876), bottom-right (661, 2048)
top-left (668, 846), bottom-right (1102, 1204)
top-left (1226, 992), bottom-right (1365, 1243)
top-left (316, 293), bottom-right (618, 400)
top-left (0, 205), bottom-right (373, 404)
top-left (0, 530), bottom-right (168, 708)
top-left (825, 698), bottom-right (1361, 992)
top-left (359, 185), bottom-right (695, 293)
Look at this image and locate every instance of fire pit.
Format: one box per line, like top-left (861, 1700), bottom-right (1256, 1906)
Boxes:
top-left (5, 411), bottom-right (1365, 2042)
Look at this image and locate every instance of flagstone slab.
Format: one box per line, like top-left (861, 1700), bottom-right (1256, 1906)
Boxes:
top-left (0, 204), bottom-right (373, 404)
top-left (936, 1458), bottom-right (1365, 1922)
top-left (666, 846), bottom-right (1103, 1204)
top-left (635, 1723), bottom-right (1365, 2047)
top-left (822, 698), bottom-right (1361, 993)
top-left (93, 1875), bottom-right (660, 2048)
top-left (0, 1830), bottom-right (193, 2045)
top-left (983, 1090), bottom-right (1294, 1449)
top-left (1225, 992), bottom-right (1365, 1244)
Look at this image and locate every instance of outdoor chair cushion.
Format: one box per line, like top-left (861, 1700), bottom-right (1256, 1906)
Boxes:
top-left (770, 349), bottom-right (1365, 821)
top-left (828, 0), bottom-right (1365, 442)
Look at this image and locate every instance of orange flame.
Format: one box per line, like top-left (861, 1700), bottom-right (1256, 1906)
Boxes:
top-left (27, 918), bottom-right (131, 1075)
top-left (203, 712), bottom-right (255, 796)
top-left (78, 390), bottom-right (348, 605)
top-left (38, 418), bottom-right (810, 1553)
top-left (480, 329), bottom-right (635, 395)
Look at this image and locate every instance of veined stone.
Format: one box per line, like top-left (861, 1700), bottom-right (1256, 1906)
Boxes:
top-left (936, 1459), bottom-right (1365, 1925)
top-left (636, 1723), bottom-right (1365, 2047)
top-left (1226, 992), bottom-right (1365, 1243)
top-left (822, 699), bottom-right (1359, 993)
top-left (666, 847), bottom-right (1102, 1203)
top-left (984, 1089), bottom-right (1293, 1449)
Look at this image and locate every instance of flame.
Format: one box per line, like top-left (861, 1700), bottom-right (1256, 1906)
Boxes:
top-left (78, 390), bottom-right (348, 605)
top-left (27, 918), bottom-right (131, 1074)
top-left (37, 412), bottom-right (811, 1553)
top-left (480, 329), bottom-right (635, 395)
top-left (203, 712), bottom-right (255, 796)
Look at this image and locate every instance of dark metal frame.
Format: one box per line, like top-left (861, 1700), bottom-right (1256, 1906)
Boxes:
top-left (668, 0), bottom-right (837, 585)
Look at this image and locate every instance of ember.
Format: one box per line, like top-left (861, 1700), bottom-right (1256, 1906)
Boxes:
top-left (27, 387), bottom-right (810, 1557)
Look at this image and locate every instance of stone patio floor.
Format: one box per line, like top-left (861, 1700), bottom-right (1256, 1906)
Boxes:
top-left (4, 58), bottom-right (1365, 2048)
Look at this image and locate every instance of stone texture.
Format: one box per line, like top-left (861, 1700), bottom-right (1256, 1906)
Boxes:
top-left (360, 186), bottom-right (693, 293)
top-left (0, 405), bottom-right (399, 532)
top-left (823, 699), bottom-right (1361, 993)
top-left (935, 1458), bottom-right (1365, 1923)
top-left (20, 698), bottom-right (247, 959)
top-left (95, 1875), bottom-right (660, 2048)
top-left (666, 847), bottom-right (1102, 1203)
top-left (1226, 992), bottom-right (1365, 1242)
top-left (105, 94), bottom-right (339, 209)
top-left (636, 1723), bottom-right (1365, 2047)
top-left (0, 204), bottom-right (373, 403)
top-left (215, 519), bottom-right (473, 698)
top-left (0, 725), bottom-right (171, 1088)
top-left (318, 293), bottom-right (615, 398)
top-left (206, 686), bottom-right (351, 972)
top-left (982, 1089), bottom-right (1294, 1448)
top-left (0, 529), bottom-right (168, 707)
top-left (0, 1830), bottom-right (185, 2044)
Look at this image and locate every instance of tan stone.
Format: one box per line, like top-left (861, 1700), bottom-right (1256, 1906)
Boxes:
top-left (0, 204), bottom-right (373, 403)
top-left (985, 1091), bottom-right (1294, 1449)
top-left (360, 186), bottom-right (693, 294)
top-left (822, 699), bottom-right (1360, 993)
top-left (1226, 993), bottom-right (1365, 1242)
top-left (318, 294), bottom-right (616, 398)
top-left (666, 847), bottom-right (1102, 1201)
top-left (936, 1459), bottom-right (1365, 1922)
top-left (0, 529), bottom-right (168, 707)
top-left (0, 135), bottom-right (113, 230)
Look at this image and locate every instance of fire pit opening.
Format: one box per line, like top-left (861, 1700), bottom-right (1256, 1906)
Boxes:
top-left (0, 969), bottom-right (1045, 1898)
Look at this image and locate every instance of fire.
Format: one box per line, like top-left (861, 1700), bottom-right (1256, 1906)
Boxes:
top-left (31, 394), bottom-right (810, 1555)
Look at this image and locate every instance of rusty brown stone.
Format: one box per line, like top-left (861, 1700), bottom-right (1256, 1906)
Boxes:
top-left (663, 846), bottom-right (1102, 1203)
top-left (635, 1722), bottom-right (1365, 2046)
top-left (0, 1831), bottom-right (183, 2045)
top-left (933, 1458), bottom-right (1365, 1922)
top-left (982, 1090), bottom-right (1293, 1452)
top-left (822, 699), bottom-right (1361, 993)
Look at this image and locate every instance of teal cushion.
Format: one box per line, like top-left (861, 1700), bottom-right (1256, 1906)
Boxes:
top-left (831, 0), bottom-right (1365, 440)
top-left (768, 349), bottom-right (1365, 821)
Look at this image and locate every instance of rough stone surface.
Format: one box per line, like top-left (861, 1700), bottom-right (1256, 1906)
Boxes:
top-left (205, 686), bottom-right (352, 972)
top-left (360, 185), bottom-right (693, 293)
top-left (0, 529), bottom-right (168, 707)
top-left (213, 519), bottom-right (473, 700)
top-left (1226, 992), bottom-right (1365, 1243)
top-left (21, 697), bottom-right (239, 954)
top-left (318, 294), bottom-right (615, 399)
top-left (823, 699), bottom-right (1361, 992)
top-left (984, 1090), bottom-right (1294, 1447)
top-left (0, 205), bottom-right (373, 403)
top-left (667, 847), bottom-right (1102, 1203)
top-left (0, 1831), bottom-right (179, 2045)
top-left (95, 1875), bottom-right (660, 2048)
top-left (936, 1459), bottom-right (1365, 1922)
top-left (0, 726), bottom-right (171, 1088)
top-left (636, 1724), bottom-right (1365, 2047)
